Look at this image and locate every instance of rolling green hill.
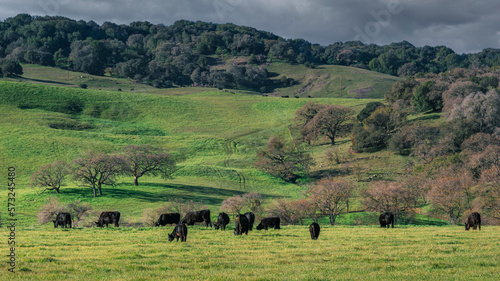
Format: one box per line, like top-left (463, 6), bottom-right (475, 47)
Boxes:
top-left (8, 62), bottom-right (400, 98)
top-left (0, 76), bottom-right (395, 227)
top-left (266, 62), bottom-right (400, 98)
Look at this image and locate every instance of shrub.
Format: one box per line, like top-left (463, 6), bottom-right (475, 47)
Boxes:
top-left (38, 198), bottom-right (93, 227)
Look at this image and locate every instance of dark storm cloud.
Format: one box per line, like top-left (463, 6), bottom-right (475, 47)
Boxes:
top-left (0, 0), bottom-right (499, 54)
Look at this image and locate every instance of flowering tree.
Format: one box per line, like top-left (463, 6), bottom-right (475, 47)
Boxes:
top-left (309, 178), bottom-right (355, 225)
top-left (221, 195), bottom-right (245, 216)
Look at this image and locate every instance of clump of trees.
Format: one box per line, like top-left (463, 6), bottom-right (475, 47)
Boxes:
top-left (255, 137), bottom-right (314, 183)
top-left (0, 59), bottom-right (23, 77)
top-left (294, 102), bottom-right (353, 146)
top-left (359, 132), bottom-right (500, 225)
top-left (31, 145), bottom-right (177, 198)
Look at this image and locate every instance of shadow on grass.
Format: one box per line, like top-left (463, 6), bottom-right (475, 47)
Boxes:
top-left (63, 182), bottom-right (278, 206)
top-left (18, 76), bottom-right (74, 86)
top-left (404, 216), bottom-right (451, 226)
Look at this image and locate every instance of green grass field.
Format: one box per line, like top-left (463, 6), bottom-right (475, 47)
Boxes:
top-left (266, 63), bottom-right (400, 98)
top-left (1, 225), bottom-right (498, 280)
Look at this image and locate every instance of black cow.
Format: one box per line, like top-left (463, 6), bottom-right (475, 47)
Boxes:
top-left (95, 211), bottom-right (120, 228)
top-left (154, 213), bottom-right (180, 227)
top-left (234, 214), bottom-right (249, 235)
top-left (465, 212), bottom-right (481, 231)
top-left (309, 222), bottom-right (320, 240)
top-left (168, 223), bottom-right (188, 242)
top-left (256, 217), bottom-right (280, 230)
top-left (181, 209), bottom-right (212, 227)
top-left (379, 211), bottom-right (394, 228)
top-left (244, 212), bottom-right (255, 231)
top-left (214, 212), bottom-right (230, 231)
top-left (53, 212), bottom-right (72, 228)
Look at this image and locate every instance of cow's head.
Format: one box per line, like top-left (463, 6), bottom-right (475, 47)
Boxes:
top-left (214, 223), bottom-right (220, 230)
top-left (256, 224), bottom-right (263, 230)
top-left (168, 233), bottom-right (175, 242)
top-left (95, 221), bottom-right (102, 227)
top-left (154, 221), bottom-right (160, 227)
top-left (465, 223), bottom-right (470, 231)
top-left (53, 220), bottom-right (58, 228)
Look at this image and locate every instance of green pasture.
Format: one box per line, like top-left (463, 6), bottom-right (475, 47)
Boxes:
top-left (266, 63), bottom-right (401, 98)
top-left (0, 225), bottom-right (498, 280)
top-left (0, 80), bottom-right (386, 226)
top-left (1, 63), bottom-right (495, 280)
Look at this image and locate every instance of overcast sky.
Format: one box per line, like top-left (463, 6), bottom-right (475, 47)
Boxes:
top-left (1, 0), bottom-right (499, 54)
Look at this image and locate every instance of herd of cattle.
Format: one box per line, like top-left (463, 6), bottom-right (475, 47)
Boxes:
top-left (52, 210), bottom-right (482, 242)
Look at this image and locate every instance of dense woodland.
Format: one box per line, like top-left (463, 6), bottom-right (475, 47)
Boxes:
top-left (1, 13), bottom-right (500, 90)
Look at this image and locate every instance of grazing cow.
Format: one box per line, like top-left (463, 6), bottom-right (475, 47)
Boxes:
top-left (465, 212), bottom-right (481, 231)
top-left (95, 211), bottom-right (120, 228)
top-left (234, 214), bottom-right (249, 235)
top-left (309, 222), bottom-right (320, 240)
top-left (154, 213), bottom-right (180, 227)
top-left (168, 223), bottom-right (188, 242)
top-left (181, 209), bottom-right (212, 227)
top-left (256, 217), bottom-right (281, 230)
top-left (379, 212), bottom-right (394, 228)
top-left (244, 212), bottom-right (255, 231)
top-left (214, 212), bottom-right (230, 231)
top-left (53, 212), bottom-right (72, 228)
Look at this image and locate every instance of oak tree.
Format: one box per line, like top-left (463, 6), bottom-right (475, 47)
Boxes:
top-left (255, 137), bottom-right (314, 183)
top-left (30, 160), bottom-right (70, 194)
top-left (73, 151), bottom-right (126, 197)
top-left (122, 145), bottom-right (176, 186)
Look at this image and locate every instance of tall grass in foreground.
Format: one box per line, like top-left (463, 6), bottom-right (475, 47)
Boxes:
top-left (1, 226), bottom-right (498, 280)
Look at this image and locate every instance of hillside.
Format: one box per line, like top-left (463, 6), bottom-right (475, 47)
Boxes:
top-left (0, 78), bottom-right (394, 227)
top-left (3, 61), bottom-right (499, 228)
top-left (2, 13), bottom-right (499, 92)
top-left (7, 63), bottom-right (400, 99)
top-left (266, 63), bottom-right (399, 98)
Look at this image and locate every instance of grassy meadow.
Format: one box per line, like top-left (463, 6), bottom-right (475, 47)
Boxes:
top-left (266, 63), bottom-right (400, 99)
top-left (1, 225), bottom-right (498, 280)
